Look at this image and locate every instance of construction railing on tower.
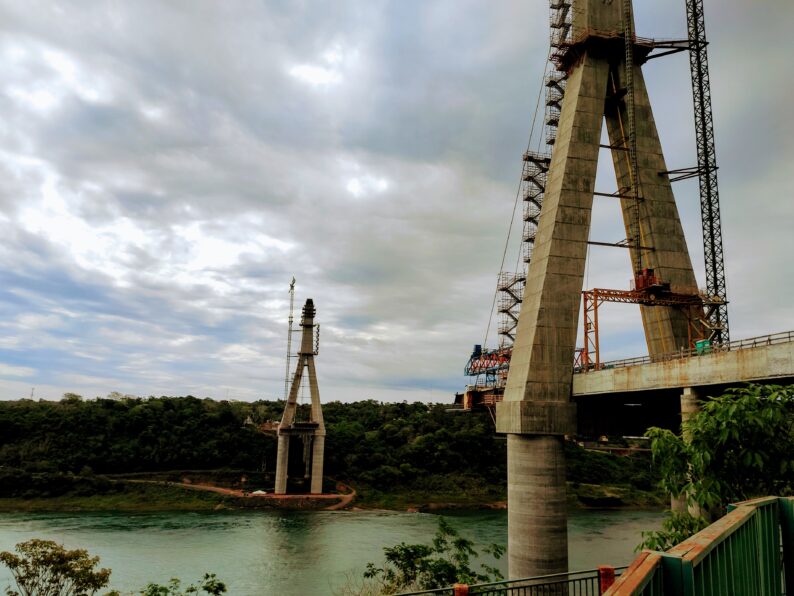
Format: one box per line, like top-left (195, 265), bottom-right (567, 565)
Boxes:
top-left (521, 151), bottom-right (550, 264)
top-left (549, 0), bottom-right (573, 49)
top-left (497, 272), bottom-right (525, 345)
top-left (476, 0), bottom-right (573, 385)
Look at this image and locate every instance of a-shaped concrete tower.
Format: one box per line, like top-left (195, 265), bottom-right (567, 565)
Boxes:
top-left (496, 0), bottom-right (702, 579)
top-left (274, 298), bottom-right (325, 495)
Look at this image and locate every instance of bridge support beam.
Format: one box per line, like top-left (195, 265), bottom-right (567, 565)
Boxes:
top-left (496, 0), bottom-right (701, 579)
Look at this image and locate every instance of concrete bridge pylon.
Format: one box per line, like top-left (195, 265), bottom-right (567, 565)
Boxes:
top-left (496, 0), bottom-right (703, 579)
top-left (274, 298), bottom-right (325, 495)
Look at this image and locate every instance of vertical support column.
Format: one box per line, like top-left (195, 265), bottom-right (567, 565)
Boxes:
top-left (671, 387), bottom-right (701, 513)
top-left (680, 387), bottom-right (700, 439)
top-left (310, 435), bottom-right (325, 494)
top-left (496, 48), bottom-right (607, 578)
top-left (275, 360), bottom-right (302, 496)
top-left (605, 62), bottom-right (701, 356)
top-left (274, 434), bottom-right (289, 494)
top-left (307, 343), bottom-right (325, 494)
top-left (506, 435), bottom-right (569, 576)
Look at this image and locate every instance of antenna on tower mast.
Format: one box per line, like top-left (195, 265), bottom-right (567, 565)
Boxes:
top-left (284, 277), bottom-right (296, 401)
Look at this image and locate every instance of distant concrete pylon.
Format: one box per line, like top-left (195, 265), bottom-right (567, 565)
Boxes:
top-left (274, 298), bottom-right (325, 495)
top-left (496, 0), bottom-right (701, 579)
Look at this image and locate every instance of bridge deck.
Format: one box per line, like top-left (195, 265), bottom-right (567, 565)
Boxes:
top-left (573, 331), bottom-right (794, 396)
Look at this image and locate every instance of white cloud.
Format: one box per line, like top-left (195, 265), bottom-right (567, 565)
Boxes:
top-left (288, 42), bottom-right (359, 88)
top-left (0, 364), bottom-right (36, 378)
top-left (346, 175), bottom-right (389, 198)
top-left (2, 39), bottom-right (113, 115)
top-left (289, 64), bottom-right (341, 86)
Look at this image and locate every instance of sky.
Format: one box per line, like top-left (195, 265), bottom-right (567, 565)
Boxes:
top-left (0, 0), bottom-right (792, 404)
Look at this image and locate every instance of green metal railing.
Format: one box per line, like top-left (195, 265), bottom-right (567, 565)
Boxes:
top-left (396, 497), bottom-right (792, 596)
top-left (397, 567), bottom-right (627, 595)
top-left (606, 496), bottom-right (794, 595)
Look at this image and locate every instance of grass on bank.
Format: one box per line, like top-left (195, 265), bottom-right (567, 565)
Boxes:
top-left (0, 482), bottom-right (228, 513)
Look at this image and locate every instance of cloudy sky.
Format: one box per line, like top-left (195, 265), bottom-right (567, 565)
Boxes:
top-left (0, 0), bottom-right (792, 403)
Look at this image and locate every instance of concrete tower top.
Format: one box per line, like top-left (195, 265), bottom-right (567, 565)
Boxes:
top-left (573, 0), bottom-right (630, 37)
top-left (301, 299), bottom-right (315, 324)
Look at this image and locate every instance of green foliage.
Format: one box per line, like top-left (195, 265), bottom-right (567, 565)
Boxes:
top-left (649, 384), bottom-right (794, 513)
top-left (0, 538), bottom-right (111, 596)
top-left (0, 396), bottom-right (655, 505)
top-left (138, 574), bottom-right (226, 595)
top-left (0, 397), bottom-right (508, 499)
top-left (641, 383), bottom-right (794, 549)
top-left (362, 518), bottom-right (503, 593)
top-left (322, 401), bottom-right (507, 488)
top-left (0, 539), bottom-right (226, 596)
top-left (564, 442), bottom-right (656, 490)
top-left (637, 512), bottom-right (709, 551)
top-left (0, 397), bottom-right (277, 475)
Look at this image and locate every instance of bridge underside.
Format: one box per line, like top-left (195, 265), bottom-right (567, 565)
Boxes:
top-left (574, 340), bottom-right (794, 438)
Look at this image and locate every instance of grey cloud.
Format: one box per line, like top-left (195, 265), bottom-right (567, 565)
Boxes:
top-left (0, 0), bottom-right (791, 404)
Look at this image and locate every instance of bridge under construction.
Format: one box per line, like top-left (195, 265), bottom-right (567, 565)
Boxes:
top-left (458, 0), bottom-right (794, 580)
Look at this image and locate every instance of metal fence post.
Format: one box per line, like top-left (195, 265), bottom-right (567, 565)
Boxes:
top-left (780, 498), bottom-right (794, 596)
top-left (660, 555), bottom-right (694, 596)
top-left (598, 566), bottom-right (616, 593)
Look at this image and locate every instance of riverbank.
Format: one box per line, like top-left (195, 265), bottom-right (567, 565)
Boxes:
top-left (356, 482), bottom-right (662, 512)
top-left (0, 479), bottom-right (662, 513)
top-left (0, 483), bottom-right (226, 512)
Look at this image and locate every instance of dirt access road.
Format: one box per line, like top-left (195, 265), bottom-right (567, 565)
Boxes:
top-left (127, 479), bottom-right (356, 510)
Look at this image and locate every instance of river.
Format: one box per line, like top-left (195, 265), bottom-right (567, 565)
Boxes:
top-left (0, 509), bottom-right (663, 595)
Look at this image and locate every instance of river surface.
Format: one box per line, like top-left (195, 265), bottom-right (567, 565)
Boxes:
top-left (0, 509), bottom-right (663, 595)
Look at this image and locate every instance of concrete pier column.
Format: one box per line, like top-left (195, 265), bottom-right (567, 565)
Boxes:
top-left (274, 434), bottom-right (289, 494)
top-left (671, 387), bottom-right (701, 512)
top-left (507, 435), bottom-right (568, 577)
top-left (494, 0), bottom-right (702, 576)
top-left (680, 387), bottom-right (700, 439)
top-left (310, 435), bottom-right (325, 494)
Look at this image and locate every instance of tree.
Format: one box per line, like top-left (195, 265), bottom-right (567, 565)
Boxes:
top-left (1, 539), bottom-right (226, 596)
top-left (360, 518), bottom-right (503, 594)
top-left (138, 574), bottom-right (226, 595)
top-left (0, 539), bottom-right (111, 596)
top-left (639, 383), bottom-right (794, 550)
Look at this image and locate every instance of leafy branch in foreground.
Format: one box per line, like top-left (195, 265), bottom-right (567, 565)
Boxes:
top-left (638, 511), bottom-right (709, 552)
top-left (639, 383), bottom-right (794, 551)
top-left (138, 574), bottom-right (226, 595)
top-left (1, 538), bottom-right (226, 596)
top-left (358, 517), bottom-right (503, 594)
top-left (0, 538), bottom-right (111, 596)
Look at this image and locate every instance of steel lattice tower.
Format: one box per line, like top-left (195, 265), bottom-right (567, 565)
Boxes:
top-left (687, 0), bottom-right (729, 344)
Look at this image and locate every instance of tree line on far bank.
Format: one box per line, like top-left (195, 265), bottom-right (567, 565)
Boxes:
top-left (0, 394), bottom-right (656, 500)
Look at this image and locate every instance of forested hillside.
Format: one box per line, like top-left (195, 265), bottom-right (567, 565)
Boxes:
top-left (0, 395), bottom-right (657, 506)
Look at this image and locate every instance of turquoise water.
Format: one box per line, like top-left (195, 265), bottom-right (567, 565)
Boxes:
top-left (0, 509), bottom-right (663, 595)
